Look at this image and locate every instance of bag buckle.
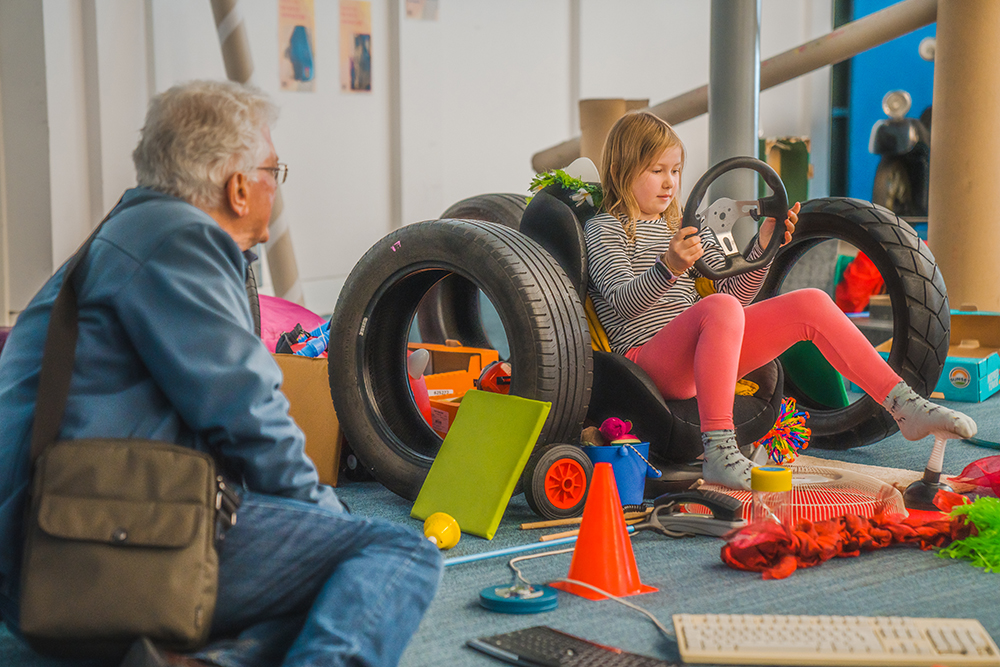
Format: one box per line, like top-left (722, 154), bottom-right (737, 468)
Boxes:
top-left (214, 476), bottom-right (241, 541)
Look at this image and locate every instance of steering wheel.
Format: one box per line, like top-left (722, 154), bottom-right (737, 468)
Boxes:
top-left (682, 156), bottom-right (789, 280)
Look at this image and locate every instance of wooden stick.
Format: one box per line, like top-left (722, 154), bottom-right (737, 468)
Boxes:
top-left (540, 528), bottom-right (580, 541)
top-left (538, 516), bottom-right (649, 542)
top-left (520, 517), bottom-right (581, 530)
top-left (521, 508), bottom-right (651, 531)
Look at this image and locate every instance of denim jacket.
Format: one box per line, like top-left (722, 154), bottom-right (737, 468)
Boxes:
top-left (0, 188), bottom-right (341, 597)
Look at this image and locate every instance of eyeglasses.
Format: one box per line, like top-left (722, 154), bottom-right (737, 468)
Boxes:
top-left (257, 163), bottom-right (289, 184)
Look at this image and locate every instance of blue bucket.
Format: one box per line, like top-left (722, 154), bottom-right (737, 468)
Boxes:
top-left (583, 442), bottom-right (661, 506)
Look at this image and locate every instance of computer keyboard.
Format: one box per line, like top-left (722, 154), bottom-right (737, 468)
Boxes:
top-left (673, 613), bottom-right (1000, 666)
top-left (467, 625), bottom-right (675, 666)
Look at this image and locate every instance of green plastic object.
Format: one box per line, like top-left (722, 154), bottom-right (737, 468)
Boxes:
top-left (411, 389), bottom-right (551, 540)
top-left (832, 254), bottom-right (853, 288)
top-left (779, 341), bottom-right (850, 409)
top-left (758, 137), bottom-right (810, 204)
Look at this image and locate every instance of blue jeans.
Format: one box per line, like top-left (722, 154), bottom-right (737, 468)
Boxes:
top-left (190, 492), bottom-right (443, 667)
top-left (2, 492), bottom-right (443, 667)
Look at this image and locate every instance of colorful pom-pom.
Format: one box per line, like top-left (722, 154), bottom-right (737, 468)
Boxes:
top-left (755, 397), bottom-right (810, 464)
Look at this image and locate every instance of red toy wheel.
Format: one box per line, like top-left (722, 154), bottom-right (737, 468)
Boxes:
top-left (523, 443), bottom-right (593, 520)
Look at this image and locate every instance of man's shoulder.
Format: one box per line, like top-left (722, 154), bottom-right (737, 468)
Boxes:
top-left (99, 189), bottom-right (236, 264)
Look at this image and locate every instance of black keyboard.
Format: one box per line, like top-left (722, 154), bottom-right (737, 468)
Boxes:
top-left (466, 625), bottom-right (675, 666)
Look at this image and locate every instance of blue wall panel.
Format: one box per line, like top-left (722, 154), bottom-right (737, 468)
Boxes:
top-left (847, 0), bottom-right (935, 201)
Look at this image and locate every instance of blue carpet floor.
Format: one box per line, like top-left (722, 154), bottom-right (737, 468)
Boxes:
top-left (4, 392), bottom-right (1000, 666)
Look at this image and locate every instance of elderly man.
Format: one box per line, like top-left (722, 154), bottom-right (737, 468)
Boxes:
top-left (0, 80), bottom-right (442, 667)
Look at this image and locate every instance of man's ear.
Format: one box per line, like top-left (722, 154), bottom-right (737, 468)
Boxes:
top-left (224, 172), bottom-right (251, 217)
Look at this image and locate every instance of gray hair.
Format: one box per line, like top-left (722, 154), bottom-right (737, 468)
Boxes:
top-left (132, 80), bottom-right (279, 209)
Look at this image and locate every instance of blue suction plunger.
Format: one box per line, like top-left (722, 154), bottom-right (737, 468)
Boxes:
top-left (479, 583), bottom-right (558, 614)
top-left (903, 435), bottom-right (953, 511)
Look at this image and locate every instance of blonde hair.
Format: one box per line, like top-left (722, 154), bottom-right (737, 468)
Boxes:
top-left (133, 80), bottom-right (279, 209)
top-left (600, 111), bottom-right (685, 241)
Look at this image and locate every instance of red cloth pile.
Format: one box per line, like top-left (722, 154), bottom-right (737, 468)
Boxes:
top-left (955, 455), bottom-right (1000, 497)
top-left (835, 252), bottom-right (884, 313)
top-left (721, 491), bottom-right (974, 579)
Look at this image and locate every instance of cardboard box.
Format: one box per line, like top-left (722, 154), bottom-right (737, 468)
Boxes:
top-left (868, 312), bottom-right (1000, 403)
top-left (408, 342), bottom-right (499, 401)
top-left (273, 354), bottom-right (342, 486)
top-left (429, 394), bottom-right (464, 438)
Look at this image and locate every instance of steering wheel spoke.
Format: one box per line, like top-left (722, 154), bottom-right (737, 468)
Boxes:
top-left (685, 157), bottom-right (788, 280)
top-left (698, 198), bottom-right (760, 257)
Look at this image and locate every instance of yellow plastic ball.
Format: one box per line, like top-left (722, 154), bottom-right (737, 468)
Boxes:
top-left (423, 512), bottom-right (460, 550)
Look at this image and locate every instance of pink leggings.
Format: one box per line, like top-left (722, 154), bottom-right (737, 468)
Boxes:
top-left (629, 289), bottom-right (902, 432)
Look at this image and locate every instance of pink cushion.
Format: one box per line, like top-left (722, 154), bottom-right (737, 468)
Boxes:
top-left (258, 295), bottom-right (327, 354)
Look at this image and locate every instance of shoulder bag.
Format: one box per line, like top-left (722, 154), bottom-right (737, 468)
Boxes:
top-left (18, 209), bottom-right (239, 659)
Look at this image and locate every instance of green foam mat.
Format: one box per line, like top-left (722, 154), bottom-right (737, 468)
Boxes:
top-left (780, 340), bottom-right (850, 409)
top-left (410, 389), bottom-right (551, 540)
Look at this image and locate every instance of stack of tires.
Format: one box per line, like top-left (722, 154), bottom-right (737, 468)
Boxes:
top-left (329, 193), bottom-right (950, 515)
top-left (328, 195), bottom-right (592, 502)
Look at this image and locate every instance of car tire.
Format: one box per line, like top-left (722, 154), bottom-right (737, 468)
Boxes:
top-left (416, 194), bottom-right (529, 347)
top-left (757, 197), bottom-right (949, 450)
top-left (329, 218), bottom-right (591, 499)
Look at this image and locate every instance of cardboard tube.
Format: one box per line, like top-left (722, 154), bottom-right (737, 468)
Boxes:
top-left (927, 0), bottom-right (1000, 310)
top-left (625, 98), bottom-right (650, 113)
top-left (210, 0), bottom-right (305, 304)
top-left (211, 0), bottom-right (254, 84)
top-left (267, 223), bottom-right (303, 304)
top-left (532, 0), bottom-right (937, 172)
top-left (579, 99), bottom-right (626, 172)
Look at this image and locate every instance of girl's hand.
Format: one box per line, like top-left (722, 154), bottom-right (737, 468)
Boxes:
top-left (759, 201), bottom-right (800, 249)
top-left (661, 226), bottom-right (703, 275)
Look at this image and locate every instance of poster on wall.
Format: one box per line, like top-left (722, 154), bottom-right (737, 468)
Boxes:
top-left (279, 0), bottom-right (316, 91)
top-left (406, 0), bottom-right (439, 21)
top-left (339, 0), bottom-right (371, 93)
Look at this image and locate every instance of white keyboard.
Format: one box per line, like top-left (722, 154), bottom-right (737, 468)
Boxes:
top-left (673, 613), bottom-right (1000, 666)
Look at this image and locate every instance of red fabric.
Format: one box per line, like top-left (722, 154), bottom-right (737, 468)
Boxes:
top-left (835, 252), bottom-right (884, 313)
top-left (720, 491), bottom-right (974, 579)
top-left (955, 455), bottom-right (1000, 497)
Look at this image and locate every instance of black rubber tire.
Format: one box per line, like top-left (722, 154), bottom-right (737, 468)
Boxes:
top-left (522, 443), bottom-right (593, 520)
top-left (440, 193), bottom-right (530, 228)
top-left (416, 194), bottom-right (529, 346)
top-left (757, 197), bottom-right (949, 450)
top-left (329, 218), bottom-right (592, 500)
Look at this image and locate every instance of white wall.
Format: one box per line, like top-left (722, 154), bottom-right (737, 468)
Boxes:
top-left (399, 1), bottom-right (573, 224)
top-left (579, 0), bottom-right (831, 197)
top-left (0, 0), bottom-right (833, 319)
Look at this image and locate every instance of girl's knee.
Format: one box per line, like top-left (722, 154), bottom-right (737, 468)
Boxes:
top-left (801, 287), bottom-right (833, 302)
top-left (699, 293), bottom-right (743, 321)
top-left (777, 288), bottom-right (838, 315)
top-left (701, 292), bottom-right (742, 312)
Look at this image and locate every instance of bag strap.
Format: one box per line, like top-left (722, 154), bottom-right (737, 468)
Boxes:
top-left (29, 199), bottom-right (123, 465)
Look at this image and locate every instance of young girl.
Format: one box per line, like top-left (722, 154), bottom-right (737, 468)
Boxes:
top-left (586, 111), bottom-right (976, 490)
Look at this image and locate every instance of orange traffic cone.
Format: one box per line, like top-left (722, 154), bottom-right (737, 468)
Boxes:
top-left (550, 462), bottom-right (657, 600)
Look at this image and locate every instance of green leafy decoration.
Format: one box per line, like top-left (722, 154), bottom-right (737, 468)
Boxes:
top-left (938, 496), bottom-right (1000, 573)
top-left (528, 169), bottom-right (604, 211)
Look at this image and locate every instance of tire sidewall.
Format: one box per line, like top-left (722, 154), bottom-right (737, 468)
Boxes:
top-left (758, 198), bottom-right (949, 449)
top-left (330, 219), bottom-right (590, 498)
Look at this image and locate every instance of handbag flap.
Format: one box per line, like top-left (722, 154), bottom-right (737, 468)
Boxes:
top-left (37, 495), bottom-right (203, 548)
top-left (37, 439), bottom-right (215, 503)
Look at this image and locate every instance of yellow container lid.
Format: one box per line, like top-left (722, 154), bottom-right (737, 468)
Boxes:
top-left (751, 466), bottom-right (792, 492)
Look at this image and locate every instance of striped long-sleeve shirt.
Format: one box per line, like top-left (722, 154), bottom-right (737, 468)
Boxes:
top-left (585, 212), bottom-right (770, 355)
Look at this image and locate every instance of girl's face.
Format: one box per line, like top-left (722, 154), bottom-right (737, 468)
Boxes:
top-left (631, 145), bottom-right (683, 219)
